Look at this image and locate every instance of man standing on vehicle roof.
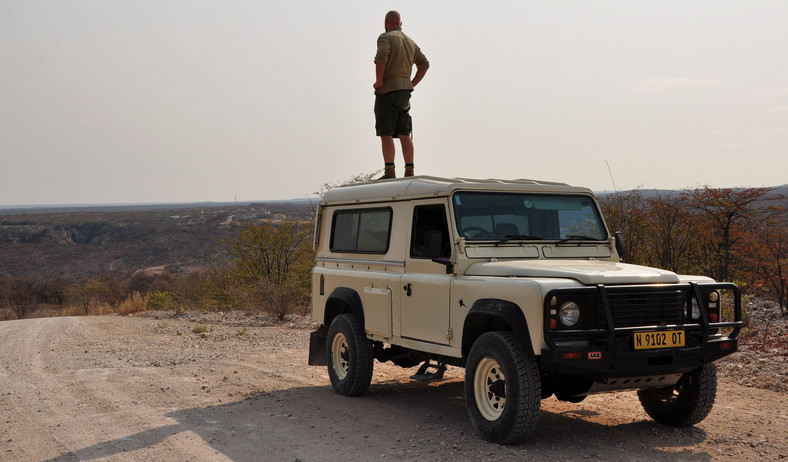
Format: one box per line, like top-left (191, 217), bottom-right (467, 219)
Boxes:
top-left (374, 10), bottom-right (429, 179)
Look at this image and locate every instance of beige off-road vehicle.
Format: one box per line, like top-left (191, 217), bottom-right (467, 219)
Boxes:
top-left (308, 177), bottom-right (742, 444)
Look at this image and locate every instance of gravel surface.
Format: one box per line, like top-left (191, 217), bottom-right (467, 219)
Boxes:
top-left (1, 304), bottom-right (786, 461)
top-left (716, 299), bottom-right (788, 393)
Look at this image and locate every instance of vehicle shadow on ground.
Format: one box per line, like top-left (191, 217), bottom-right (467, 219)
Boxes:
top-left (45, 378), bottom-right (711, 462)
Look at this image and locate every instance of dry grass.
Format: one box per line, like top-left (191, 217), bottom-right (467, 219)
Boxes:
top-left (117, 291), bottom-right (150, 315)
top-left (61, 300), bottom-right (116, 317)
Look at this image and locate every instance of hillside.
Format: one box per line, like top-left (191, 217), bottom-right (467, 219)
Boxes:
top-left (1, 184), bottom-right (784, 284)
top-left (0, 200), bottom-right (315, 282)
top-left (596, 184), bottom-right (788, 208)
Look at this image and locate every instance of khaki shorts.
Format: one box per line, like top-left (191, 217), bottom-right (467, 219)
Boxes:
top-left (374, 90), bottom-right (412, 138)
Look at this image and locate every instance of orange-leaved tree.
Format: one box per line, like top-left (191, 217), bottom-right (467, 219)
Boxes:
top-left (686, 186), bottom-right (773, 283)
top-left (745, 211), bottom-right (787, 311)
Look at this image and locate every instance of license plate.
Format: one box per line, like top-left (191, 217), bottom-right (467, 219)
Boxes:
top-left (634, 330), bottom-right (685, 350)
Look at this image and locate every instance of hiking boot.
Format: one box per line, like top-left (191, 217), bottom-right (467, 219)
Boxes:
top-left (378, 165), bottom-right (396, 180)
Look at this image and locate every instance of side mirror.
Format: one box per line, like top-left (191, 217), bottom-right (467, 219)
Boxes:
top-left (424, 231), bottom-right (444, 258)
top-left (425, 230), bottom-right (453, 274)
top-left (614, 231), bottom-right (626, 261)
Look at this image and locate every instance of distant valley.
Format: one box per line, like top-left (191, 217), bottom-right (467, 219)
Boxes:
top-left (2, 184), bottom-right (785, 284)
top-left (0, 200), bottom-right (315, 282)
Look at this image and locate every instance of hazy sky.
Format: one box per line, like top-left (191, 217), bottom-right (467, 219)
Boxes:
top-left (1, 1), bottom-right (786, 206)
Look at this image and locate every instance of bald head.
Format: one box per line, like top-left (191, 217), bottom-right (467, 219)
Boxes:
top-left (384, 10), bottom-right (401, 31)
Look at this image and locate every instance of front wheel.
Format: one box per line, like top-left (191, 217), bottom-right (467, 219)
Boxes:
top-left (638, 363), bottom-right (717, 426)
top-left (465, 331), bottom-right (541, 444)
top-left (326, 314), bottom-right (373, 397)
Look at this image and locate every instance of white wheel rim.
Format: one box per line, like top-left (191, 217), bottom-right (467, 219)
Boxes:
top-left (474, 356), bottom-right (506, 421)
top-left (331, 332), bottom-right (349, 380)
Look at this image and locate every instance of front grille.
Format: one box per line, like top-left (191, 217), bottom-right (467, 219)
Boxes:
top-left (596, 289), bottom-right (686, 328)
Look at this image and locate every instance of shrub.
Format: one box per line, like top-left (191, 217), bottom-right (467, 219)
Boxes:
top-left (148, 290), bottom-right (181, 311)
top-left (224, 221), bottom-right (313, 286)
top-left (240, 276), bottom-right (307, 320)
top-left (200, 267), bottom-right (243, 311)
top-left (117, 291), bottom-right (149, 315)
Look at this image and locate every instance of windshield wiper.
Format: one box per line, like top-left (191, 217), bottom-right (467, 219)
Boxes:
top-left (557, 234), bottom-right (601, 243)
top-left (496, 234), bottom-right (544, 244)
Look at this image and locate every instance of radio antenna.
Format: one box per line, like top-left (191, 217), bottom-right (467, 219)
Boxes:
top-left (605, 159), bottom-right (618, 193)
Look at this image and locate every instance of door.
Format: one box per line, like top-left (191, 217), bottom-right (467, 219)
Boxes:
top-left (400, 201), bottom-right (453, 345)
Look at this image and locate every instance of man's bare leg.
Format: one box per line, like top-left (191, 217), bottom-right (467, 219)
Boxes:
top-left (380, 136), bottom-right (396, 178)
top-left (399, 135), bottom-right (413, 163)
top-left (400, 135), bottom-right (415, 176)
top-left (381, 136), bottom-right (396, 163)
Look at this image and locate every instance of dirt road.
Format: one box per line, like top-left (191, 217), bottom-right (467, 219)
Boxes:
top-left (1, 314), bottom-right (786, 461)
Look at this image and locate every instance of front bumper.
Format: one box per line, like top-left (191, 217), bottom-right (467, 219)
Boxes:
top-left (541, 281), bottom-right (741, 380)
top-left (541, 337), bottom-right (737, 379)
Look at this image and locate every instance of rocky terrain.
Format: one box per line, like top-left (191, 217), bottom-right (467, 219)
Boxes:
top-left (0, 201), bottom-right (314, 281)
top-left (716, 299), bottom-right (788, 393)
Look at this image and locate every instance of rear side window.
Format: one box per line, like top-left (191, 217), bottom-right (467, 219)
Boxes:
top-left (330, 208), bottom-right (392, 253)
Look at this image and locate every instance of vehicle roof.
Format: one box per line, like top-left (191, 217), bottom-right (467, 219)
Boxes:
top-left (320, 176), bottom-right (596, 206)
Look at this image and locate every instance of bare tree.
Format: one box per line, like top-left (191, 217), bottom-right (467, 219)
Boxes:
top-left (641, 191), bottom-right (697, 273)
top-left (2, 277), bottom-right (38, 319)
top-left (599, 189), bottom-right (647, 263)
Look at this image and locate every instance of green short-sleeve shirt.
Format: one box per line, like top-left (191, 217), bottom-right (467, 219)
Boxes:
top-left (374, 26), bottom-right (429, 95)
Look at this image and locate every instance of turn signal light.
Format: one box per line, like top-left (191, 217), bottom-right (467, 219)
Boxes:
top-left (562, 352), bottom-right (583, 360)
top-left (709, 313), bottom-right (719, 323)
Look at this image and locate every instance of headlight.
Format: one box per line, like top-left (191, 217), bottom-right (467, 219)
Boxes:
top-left (691, 298), bottom-right (701, 320)
top-left (559, 301), bottom-right (580, 327)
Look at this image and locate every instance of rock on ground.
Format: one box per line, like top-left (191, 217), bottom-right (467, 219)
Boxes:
top-left (0, 308), bottom-right (786, 461)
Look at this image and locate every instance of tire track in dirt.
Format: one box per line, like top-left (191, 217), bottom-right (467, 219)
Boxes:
top-left (1, 315), bottom-right (786, 461)
top-left (1, 317), bottom-right (224, 461)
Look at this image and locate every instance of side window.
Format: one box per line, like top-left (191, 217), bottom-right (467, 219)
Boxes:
top-left (410, 204), bottom-right (451, 258)
top-left (330, 208), bottom-right (392, 253)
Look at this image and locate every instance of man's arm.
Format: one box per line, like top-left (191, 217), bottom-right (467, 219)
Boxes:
top-left (411, 67), bottom-right (427, 87)
top-left (374, 34), bottom-right (390, 90)
top-left (412, 47), bottom-right (429, 87)
top-left (374, 61), bottom-right (386, 89)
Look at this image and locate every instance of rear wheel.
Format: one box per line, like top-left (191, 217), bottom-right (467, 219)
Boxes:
top-left (464, 331), bottom-right (541, 444)
top-left (638, 363), bottom-right (717, 426)
top-left (326, 314), bottom-right (373, 396)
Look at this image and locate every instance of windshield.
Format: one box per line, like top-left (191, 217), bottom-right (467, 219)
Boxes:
top-left (452, 192), bottom-right (608, 241)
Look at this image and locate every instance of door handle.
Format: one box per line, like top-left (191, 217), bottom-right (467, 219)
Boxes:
top-left (404, 283), bottom-right (412, 296)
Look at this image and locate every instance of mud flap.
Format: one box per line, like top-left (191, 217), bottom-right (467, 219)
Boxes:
top-left (308, 325), bottom-right (328, 366)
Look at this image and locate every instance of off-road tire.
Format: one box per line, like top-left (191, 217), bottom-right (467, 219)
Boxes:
top-left (326, 314), bottom-right (374, 396)
top-left (638, 363), bottom-right (717, 426)
top-left (464, 331), bottom-right (541, 444)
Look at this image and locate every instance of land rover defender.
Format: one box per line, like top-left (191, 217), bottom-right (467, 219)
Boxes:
top-left (308, 177), bottom-right (741, 444)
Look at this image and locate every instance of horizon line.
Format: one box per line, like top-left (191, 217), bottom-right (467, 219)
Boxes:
top-left (2, 183), bottom-right (786, 210)
top-left (0, 198), bottom-right (315, 211)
